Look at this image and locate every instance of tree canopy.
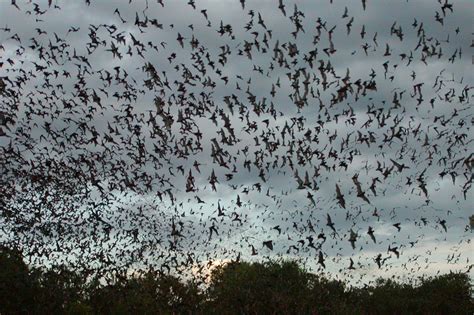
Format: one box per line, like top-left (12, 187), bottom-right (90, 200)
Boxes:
top-left (1, 246), bottom-right (472, 314)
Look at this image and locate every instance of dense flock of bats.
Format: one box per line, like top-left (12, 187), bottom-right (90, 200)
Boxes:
top-left (0, 0), bottom-right (472, 284)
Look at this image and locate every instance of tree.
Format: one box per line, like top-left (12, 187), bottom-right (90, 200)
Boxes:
top-left (206, 260), bottom-right (313, 314)
top-left (0, 246), bottom-right (37, 314)
top-left (0, 248), bottom-right (473, 314)
top-left (34, 265), bottom-right (90, 314)
top-left (89, 270), bottom-right (202, 314)
top-left (416, 272), bottom-right (474, 314)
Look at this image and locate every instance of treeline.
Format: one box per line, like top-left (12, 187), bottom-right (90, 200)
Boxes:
top-left (1, 247), bottom-right (472, 314)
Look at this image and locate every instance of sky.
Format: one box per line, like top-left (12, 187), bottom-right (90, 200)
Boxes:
top-left (0, 0), bottom-right (472, 285)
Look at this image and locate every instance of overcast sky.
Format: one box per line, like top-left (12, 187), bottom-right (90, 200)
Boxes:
top-left (0, 0), bottom-right (472, 284)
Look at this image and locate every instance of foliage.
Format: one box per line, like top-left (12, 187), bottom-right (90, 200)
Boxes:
top-left (205, 260), bottom-right (314, 314)
top-left (0, 247), bottom-right (472, 315)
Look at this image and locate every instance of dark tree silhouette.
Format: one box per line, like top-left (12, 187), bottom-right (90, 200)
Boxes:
top-left (1, 247), bottom-right (472, 314)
